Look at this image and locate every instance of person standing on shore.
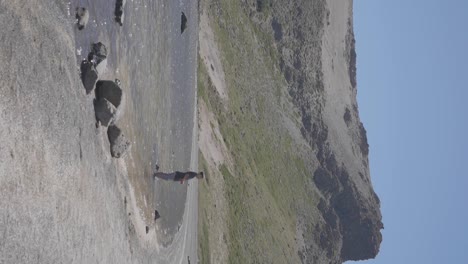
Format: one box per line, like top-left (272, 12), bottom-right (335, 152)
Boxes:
top-left (153, 166), bottom-right (204, 184)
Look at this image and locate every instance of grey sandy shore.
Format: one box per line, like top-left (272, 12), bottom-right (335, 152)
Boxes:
top-left (0, 0), bottom-right (198, 263)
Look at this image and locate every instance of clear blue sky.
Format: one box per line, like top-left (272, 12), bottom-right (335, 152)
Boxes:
top-left (351, 0), bottom-right (468, 263)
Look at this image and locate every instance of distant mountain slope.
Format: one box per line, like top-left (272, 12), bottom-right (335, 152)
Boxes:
top-left (197, 0), bottom-right (382, 263)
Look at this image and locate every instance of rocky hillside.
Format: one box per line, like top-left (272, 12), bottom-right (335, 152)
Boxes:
top-left (198, 0), bottom-right (382, 263)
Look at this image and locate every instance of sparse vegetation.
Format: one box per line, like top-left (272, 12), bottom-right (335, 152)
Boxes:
top-left (197, 0), bottom-right (322, 262)
top-left (198, 0), bottom-right (382, 263)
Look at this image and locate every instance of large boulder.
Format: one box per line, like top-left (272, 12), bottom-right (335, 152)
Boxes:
top-left (107, 125), bottom-right (131, 158)
top-left (94, 98), bottom-right (116, 127)
top-left (115, 0), bottom-right (126, 26)
top-left (75, 7), bottom-right (89, 30)
top-left (80, 60), bottom-right (98, 94)
top-left (95, 80), bottom-right (123, 109)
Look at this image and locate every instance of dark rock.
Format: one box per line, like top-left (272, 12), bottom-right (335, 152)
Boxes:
top-left (95, 80), bottom-right (123, 109)
top-left (181, 12), bottom-right (187, 33)
top-left (343, 107), bottom-right (352, 126)
top-left (313, 167), bottom-right (339, 195)
top-left (115, 0), bottom-right (126, 26)
top-left (154, 210), bottom-right (160, 221)
top-left (94, 98), bottom-right (117, 127)
top-left (88, 42), bottom-right (107, 65)
top-left (107, 125), bottom-right (131, 158)
top-left (80, 60), bottom-right (98, 94)
top-left (332, 181), bottom-right (383, 261)
top-left (75, 7), bottom-right (89, 30)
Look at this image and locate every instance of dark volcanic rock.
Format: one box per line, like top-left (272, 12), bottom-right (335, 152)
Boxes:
top-left (181, 12), bottom-right (187, 33)
top-left (94, 98), bottom-right (117, 126)
top-left (333, 180), bottom-right (383, 261)
top-left (75, 7), bottom-right (89, 30)
top-left (107, 125), bottom-right (131, 158)
top-left (80, 60), bottom-right (98, 94)
top-left (95, 80), bottom-right (123, 109)
top-left (115, 0), bottom-right (126, 26)
top-left (88, 42), bottom-right (107, 65)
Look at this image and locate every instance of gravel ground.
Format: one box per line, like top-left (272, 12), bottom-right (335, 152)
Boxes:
top-left (0, 0), bottom-right (198, 263)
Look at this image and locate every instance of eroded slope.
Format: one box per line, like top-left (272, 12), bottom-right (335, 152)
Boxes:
top-left (198, 0), bottom-right (382, 263)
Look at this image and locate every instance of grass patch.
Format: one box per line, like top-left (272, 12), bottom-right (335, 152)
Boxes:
top-left (198, 153), bottom-right (211, 264)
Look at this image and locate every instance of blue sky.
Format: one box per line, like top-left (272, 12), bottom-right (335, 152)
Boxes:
top-left (351, 0), bottom-right (468, 263)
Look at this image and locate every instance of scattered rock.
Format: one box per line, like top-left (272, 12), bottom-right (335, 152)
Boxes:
top-left (88, 42), bottom-right (107, 65)
top-left (80, 60), bottom-right (98, 94)
top-left (95, 80), bottom-right (123, 109)
top-left (107, 125), bottom-right (131, 158)
top-left (115, 0), bottom-right (126, 26)
top-left (94, 98), bottom-right (117, 127)
top-left (154, 210), bottom-right (160, 221)
top-left (75, 7), bottom-right (89, 30)
top-left (181, 12), bottom-right (187, 33)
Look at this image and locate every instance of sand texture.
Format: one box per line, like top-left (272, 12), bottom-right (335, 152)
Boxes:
top-left (0, 1), bottom-right (198, 263)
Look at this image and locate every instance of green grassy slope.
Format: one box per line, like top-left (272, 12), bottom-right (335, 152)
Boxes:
top-left (197, 1), bottom-right (322, 263)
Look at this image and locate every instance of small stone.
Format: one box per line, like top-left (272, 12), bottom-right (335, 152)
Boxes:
top-left (115, 0), bottom-right (127, 26)
top-left (76, 7), bottom-right (89, 30)
top-left (107, 125), bottom-right (131, 158)
top-left (154, 210), bottom-right (160, 221)
top-left (181, 12), bottom-right (187, 34)
top-left (88, 42), bottom-right (107, 65)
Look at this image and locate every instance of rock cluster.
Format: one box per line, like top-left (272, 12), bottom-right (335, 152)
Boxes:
top-left (76, 39), bottom-right (130, 158)
top-left (80, 42), bottom-right (108, 94)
